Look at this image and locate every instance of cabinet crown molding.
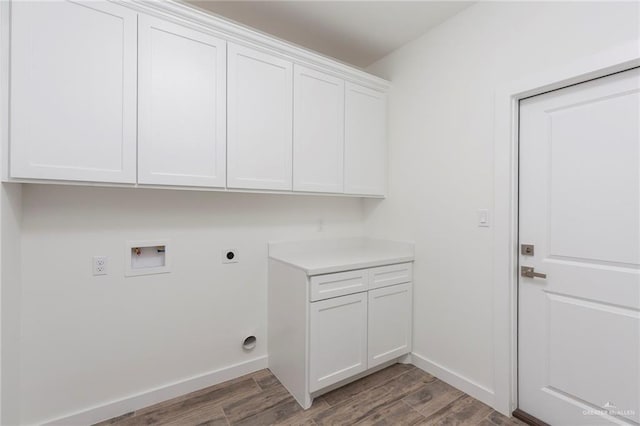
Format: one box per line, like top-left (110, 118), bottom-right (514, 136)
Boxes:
top-left (116, 0), bottom-right (391, 92)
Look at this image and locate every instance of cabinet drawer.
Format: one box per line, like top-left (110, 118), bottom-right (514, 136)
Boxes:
top-left (369, 262), bottom-right (412, 290)
top-left (310, 270), bottom-right (368, 301)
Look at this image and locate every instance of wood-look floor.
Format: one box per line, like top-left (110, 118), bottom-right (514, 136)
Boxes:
top-left (96, 364), bottom-right (526, 426)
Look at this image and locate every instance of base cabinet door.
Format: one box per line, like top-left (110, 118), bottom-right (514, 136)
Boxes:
top-left (10, 0), bottom-right (137, 183)
top-left (309, 292), bottom-right (368, 392)
top-left (368, 283), bottom-right (412, 368)
top-left (138, 15), bottom-right (227, 187)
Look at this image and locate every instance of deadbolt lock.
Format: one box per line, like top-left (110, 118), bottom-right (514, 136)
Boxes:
top-left (521, 244), bottom-right (534, 256)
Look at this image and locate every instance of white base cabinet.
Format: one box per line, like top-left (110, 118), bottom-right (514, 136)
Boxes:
top-left (309, 292), bottom-right (368, 393)
top-left (368, 283), bottom-right (412, 368)
top-left (268, 259), bottom-right (413, 409)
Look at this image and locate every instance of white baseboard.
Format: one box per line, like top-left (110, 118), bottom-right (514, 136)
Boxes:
top-left (43, 353), bottom-right (494, 425)
top-left (411, 352), bottom-right (495, 408)
top-left (44, 355), bottom-right (269, 426)
top-left (398, 353), bottom-right (413, 364)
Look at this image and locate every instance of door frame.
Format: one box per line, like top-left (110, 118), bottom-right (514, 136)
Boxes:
top-left (492, 40), bottom-right (640, 416)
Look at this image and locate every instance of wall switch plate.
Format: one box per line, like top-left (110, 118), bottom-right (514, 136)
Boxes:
top-left (222, 249), bottom-right (239, 264)
top-left (93, 256), bottom-right (108, 276)
top-left (477, 209), bottom-right (490, 227)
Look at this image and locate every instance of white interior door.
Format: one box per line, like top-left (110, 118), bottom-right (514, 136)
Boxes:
top-left (519, 68), bottom-right (640, 425)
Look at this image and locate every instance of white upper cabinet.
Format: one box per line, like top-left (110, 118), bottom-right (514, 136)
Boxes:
top-left (10, 1), bottom-right (137, 183)
top-left (6, 2), bottom-right (388, 196)
top-left (138, 15), bottom-right (226, 187)
top-left (227, 43), bottom-right (293, 190)
top-left (344, 83), bottom-right (387, 196)
top-left (293, 66), bottom-right (345, 193)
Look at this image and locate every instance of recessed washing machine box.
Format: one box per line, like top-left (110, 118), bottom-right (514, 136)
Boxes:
top-left (125, 240), bottom-right (170, 276)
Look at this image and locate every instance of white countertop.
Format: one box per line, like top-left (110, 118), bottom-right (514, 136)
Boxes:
top-left (268, 237), bottom-right (414, 275)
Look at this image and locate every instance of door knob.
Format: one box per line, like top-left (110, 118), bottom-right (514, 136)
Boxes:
top-left (521, 266), bottom-right (547, 279)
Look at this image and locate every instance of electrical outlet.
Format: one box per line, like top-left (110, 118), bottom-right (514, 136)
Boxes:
top-left (222, 249), bottom-right (239, 264)
top-left (93, 256), bottom-right (108, 276)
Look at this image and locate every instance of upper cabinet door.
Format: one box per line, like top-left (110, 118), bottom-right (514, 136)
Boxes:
top-left (227, 44), bottom-right (293, 190)
top-left (10, 1), bottom-right (137, 183)
top-left (138, 16), bottom-right (227, 188)
top-left (344, 83), bottom-right (387, 196)
top-left (293, 66), bottom-right (344, 193)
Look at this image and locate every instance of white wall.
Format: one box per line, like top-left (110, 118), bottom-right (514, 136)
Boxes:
top-left (1, 184), bottom-right (22, 426)
top-left (9, 2), bottom-right (640, 423)
top-left (364, 0), bottom-right (639, 407)
top-left (18, 185), bottom-right (364, 424)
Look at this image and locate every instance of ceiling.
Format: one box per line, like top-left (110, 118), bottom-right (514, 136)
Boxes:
top-left (185, 1), bottom-right (473, 68)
